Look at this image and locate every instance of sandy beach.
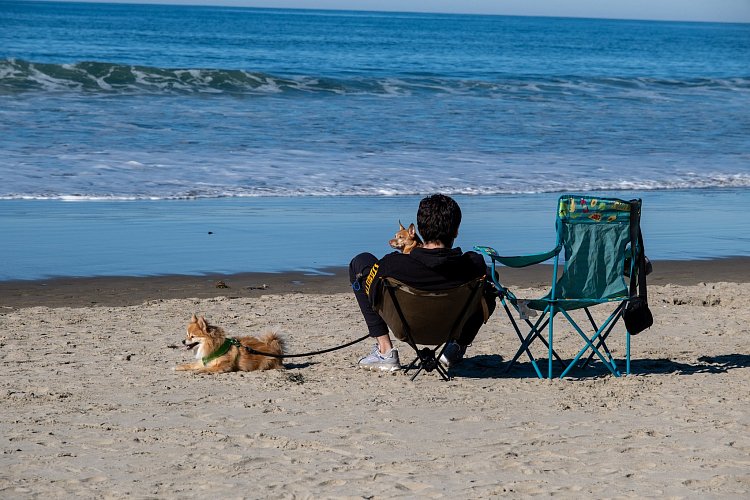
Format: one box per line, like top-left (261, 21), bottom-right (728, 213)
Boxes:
top-left (1, 259), bottom-right (749, 498)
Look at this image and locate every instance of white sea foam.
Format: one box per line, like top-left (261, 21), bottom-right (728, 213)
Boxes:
top-left (2, 173), bottom-right (749, 201)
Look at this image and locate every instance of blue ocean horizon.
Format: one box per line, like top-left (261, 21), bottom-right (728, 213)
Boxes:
top-left (1, 2), bottom-right (749, 280)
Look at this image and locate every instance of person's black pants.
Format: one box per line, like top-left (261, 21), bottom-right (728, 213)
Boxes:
top-left (349, 253), bottom-right (389, 338)
top-left (349, 252), bottom-right (496, 345)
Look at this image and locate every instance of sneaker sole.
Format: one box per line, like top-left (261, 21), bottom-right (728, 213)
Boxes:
top-left (359, 364), bottom-right (401, 372)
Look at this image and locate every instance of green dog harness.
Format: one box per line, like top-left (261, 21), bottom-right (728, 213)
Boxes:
top-left (201, 338), bottom-right (241, 366)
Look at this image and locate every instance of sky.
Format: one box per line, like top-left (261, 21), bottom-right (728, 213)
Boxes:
top-left (43, 0), bottom-right (750, 24)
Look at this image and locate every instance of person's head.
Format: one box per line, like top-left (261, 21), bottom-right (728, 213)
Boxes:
top-left (417, 194), bottom-right (462, 248)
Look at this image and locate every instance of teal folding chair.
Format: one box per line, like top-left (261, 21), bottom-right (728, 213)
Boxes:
top-left (475, 195), bottom-right (646, 379)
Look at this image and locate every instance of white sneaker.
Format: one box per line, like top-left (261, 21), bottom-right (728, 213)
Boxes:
top-left (358, 344), bottom-right (401, 372)
top-left (439, 341), bottom-right (466, 367)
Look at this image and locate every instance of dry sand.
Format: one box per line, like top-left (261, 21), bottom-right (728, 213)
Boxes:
top-left (1, 261), bottom-right (749, 498)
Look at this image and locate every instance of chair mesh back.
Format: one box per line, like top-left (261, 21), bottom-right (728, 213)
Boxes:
top-left (376, 277), bottom-right (485, 345)
top-left (555, 196), bottom-right (634, 301)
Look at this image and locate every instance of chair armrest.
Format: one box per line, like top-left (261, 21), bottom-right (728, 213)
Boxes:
top-left (474, 245), bottom-right (560, 268)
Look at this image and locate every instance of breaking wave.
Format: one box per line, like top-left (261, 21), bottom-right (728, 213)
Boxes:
top-left (2, 58), bottom-right (749, 97)
top-left (3, 174), bottom-right (749, 201)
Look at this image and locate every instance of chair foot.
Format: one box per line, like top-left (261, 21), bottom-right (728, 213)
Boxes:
top-left (406, 348), bottom-right (451, 381)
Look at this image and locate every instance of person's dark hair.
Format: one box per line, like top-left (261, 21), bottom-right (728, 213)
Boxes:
top-left (417, 194), bottom-right (462, 247)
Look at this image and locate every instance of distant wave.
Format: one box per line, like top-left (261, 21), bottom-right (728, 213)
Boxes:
top-left (3, 175), bottom-right (749, 201)
top-left (2, 58), bottom-right (749, 97)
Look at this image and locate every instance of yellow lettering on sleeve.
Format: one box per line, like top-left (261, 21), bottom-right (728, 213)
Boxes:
top-left (364, 263), bottom-right (379, 295)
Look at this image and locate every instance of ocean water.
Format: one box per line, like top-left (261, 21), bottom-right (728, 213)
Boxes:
top-left (1, 1), bottom-right (749, 279)
top-left (3, 191), bottom-right (750, 281)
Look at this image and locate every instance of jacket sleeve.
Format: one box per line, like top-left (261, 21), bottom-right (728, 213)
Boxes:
top-left (363, 259), bottom-right (383, 307)
top-left (364, 252), bottom-right (404, 307)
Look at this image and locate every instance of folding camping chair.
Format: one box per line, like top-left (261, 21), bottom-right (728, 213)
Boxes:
top-left (374, 275), bottom-right (489, 381)
top-left (475, 195), bottom-right (648, 379)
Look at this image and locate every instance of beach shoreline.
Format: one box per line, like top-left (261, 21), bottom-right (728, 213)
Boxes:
top-left (2, 256), bottom-right (750, 310)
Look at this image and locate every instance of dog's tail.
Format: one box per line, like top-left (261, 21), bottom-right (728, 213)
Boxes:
top-left (258, 332), bottom-right (285, 369)
top-left (261, 332), bottom-right (285, 353)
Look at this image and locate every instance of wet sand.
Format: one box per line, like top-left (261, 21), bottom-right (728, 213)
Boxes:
top-left (2, 257), bottom-right (749, 310)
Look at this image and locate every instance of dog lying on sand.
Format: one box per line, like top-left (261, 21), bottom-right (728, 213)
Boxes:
top-left (174, 314), bottom-right (284, 373)
top-left (389, 221), bottom-right (422, 254)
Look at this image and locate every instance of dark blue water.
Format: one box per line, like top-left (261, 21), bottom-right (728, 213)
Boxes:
top-left (1, 1), bottom-right (749, 200)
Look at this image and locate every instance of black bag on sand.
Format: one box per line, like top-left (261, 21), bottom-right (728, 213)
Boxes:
top-left (623, 201), bottom-right (653, 335)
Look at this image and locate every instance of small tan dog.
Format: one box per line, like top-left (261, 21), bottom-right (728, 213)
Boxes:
top-left (389, 221), bottom-right (423, 254)
top-left (175, 314), bottom-right (284, 373)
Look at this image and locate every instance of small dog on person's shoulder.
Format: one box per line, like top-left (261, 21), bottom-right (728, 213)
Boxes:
top-left (174, 314), bottom-right (284, 373)
top-left (389, 221), bottom-right (423, 254)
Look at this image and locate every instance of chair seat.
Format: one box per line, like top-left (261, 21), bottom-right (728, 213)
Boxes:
top-left (374, 275), bottom-right (488, 380)
top-left (522, 294), bottom-right (630, 312)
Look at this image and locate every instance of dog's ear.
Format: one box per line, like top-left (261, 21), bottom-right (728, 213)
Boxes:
top-left (407, 223), bottom-right (417, 237)
top-left (398, 220), bottom-right (406, 231)
top-left (190, 313), bottom-right (199, 324)
top-left (197, 316), bottom-right (209, 333)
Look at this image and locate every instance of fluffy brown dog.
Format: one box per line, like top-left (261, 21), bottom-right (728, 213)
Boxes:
top-left (174, 314), bottom-right (284, 373)
top-left (389, 221), bottom-right (423, 254)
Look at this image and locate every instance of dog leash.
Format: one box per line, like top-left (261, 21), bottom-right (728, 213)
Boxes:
top-left (233, 333), bottom-right (371, 359)
top-left (230, 277), bottom-right (375, 359)
top-left (204, 278), bottom-right (374, 359)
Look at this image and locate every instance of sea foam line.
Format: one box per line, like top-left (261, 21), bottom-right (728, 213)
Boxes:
top-left (2, 180), bottom-right (749, 201)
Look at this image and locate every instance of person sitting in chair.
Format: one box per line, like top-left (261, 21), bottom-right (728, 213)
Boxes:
top-left (349, 194), bottom-right (496, 372)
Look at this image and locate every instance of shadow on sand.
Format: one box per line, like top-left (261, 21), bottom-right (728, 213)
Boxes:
top-left (448, 353), bottom-right (750, 380)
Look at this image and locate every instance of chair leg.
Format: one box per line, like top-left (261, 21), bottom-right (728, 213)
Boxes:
top-left (406, 347), bottom-right (451, 381)
top-left (403, 338), bottom-right (428, 376)
top-left (503, 303), bottom-right (547, 378)
top-left (409, 362), bottom-right (450, 381)
top-left (504, 328), bottom-right (539, 373)
top-left (434, 362), bottom-right (450, 381)
top-left (404, 355), bottom-right (421, 375)
top-left (580, 325), bottom-right (615, 369)
top-left (626, 329), bottom-right (631, 375)
top-left (580, 304), bottom-right (626, 370)
top-left (559, 309), bottom-right (620, 378)
top-left (525, 317), bottom-right (568, 370)
top-left (505, 314), bottom-right (567, 378)
top-left (409, 364), bottom-right (426, 381)
top-left (583, 308), bottom-right (614, 363)
top-left (548, 305), bottom-right (555, 379)
top-left (580, 307), bottom-right (614, 368)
